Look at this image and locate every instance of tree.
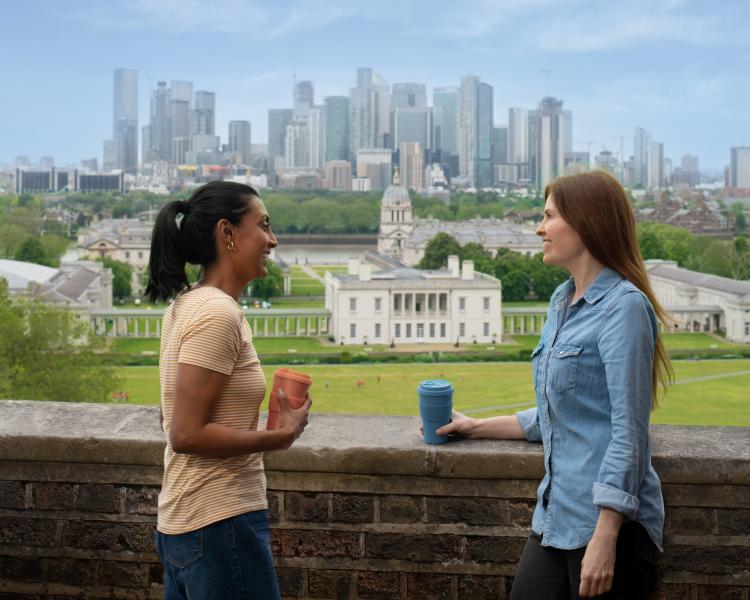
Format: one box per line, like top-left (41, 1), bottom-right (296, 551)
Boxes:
top-left (250, 261), bottom-right (284, 300)
top-left (736, 211), bottom-right (747, 232)
top-left (0, 293), bottom-right (121, 402)
top-left (459, 242), bottom-right (494, 275)
top-left (98, 258), bottom-right (132, 299)
top-left (418, 233), bottom-right (462, 269)
top-left (14, 237), bottom-right (55, 267)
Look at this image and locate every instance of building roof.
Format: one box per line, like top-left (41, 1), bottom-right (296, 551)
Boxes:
top-left (0, 259), bottom-right (58, 290)
top-left (647, 261), bottom-right (750, 300)
top-left (78, 218), bottom-right (152, 249)
top-left (407, 217), bottom-right (541, 250)
top-left (381, 183), bottom-right (411, 207)
top-left (331, 264), bottom-right (500, 290)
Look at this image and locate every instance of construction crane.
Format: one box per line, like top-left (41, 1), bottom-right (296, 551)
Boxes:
top-left (575, 140), bottom-right (598, 170)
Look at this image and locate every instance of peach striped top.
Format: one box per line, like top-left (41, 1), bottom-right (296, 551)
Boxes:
top-left (157, 286), bottom-right (267, 534)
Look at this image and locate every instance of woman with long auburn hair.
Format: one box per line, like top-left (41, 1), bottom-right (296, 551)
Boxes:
top-left (438, 170), bottom-right (672, 599)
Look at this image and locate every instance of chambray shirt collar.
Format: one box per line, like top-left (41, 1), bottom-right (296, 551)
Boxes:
top-left (554, 267), bottom-right (624, 311)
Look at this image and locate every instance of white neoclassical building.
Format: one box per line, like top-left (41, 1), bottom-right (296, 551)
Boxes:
top-left (646, 260), bottom-right (750, 343)
top-left (377, 177), bottom-right (542, 266)
top-left (325, 256), bottom-right (502, 345)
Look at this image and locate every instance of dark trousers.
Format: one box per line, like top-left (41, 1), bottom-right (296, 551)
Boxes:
top-left (509, 521), bottom-right (658, 600)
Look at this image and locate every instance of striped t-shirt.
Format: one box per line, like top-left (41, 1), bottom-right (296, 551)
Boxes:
top-left (157, 286), bottom-right (268, 534)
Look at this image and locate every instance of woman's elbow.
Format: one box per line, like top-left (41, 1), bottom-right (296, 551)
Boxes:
top-left (169, 428), bottom-right (196, 454)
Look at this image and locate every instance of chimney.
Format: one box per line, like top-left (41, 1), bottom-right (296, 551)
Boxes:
top-left (348, 258), bottom-right (361, 275)
top-left (359, 263), bottom-right (372, 281)
top-left (448, 255), bottom-right (460, 277)
top-left (462, 260), bottom-right (474, 280)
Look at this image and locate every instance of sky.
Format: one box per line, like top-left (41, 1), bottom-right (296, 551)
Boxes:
top-left (1, 0), bottom-right (748, 171)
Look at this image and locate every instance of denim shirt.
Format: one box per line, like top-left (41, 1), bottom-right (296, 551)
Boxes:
top-left (516, 267), bottom-right (664, 551)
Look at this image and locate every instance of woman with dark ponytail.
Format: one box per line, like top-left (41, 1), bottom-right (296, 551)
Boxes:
top-left (148, 181), bottom-right (311, 599)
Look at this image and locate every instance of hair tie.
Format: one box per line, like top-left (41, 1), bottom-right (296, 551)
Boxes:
top-left (175, 212), bottom-right (186, 231)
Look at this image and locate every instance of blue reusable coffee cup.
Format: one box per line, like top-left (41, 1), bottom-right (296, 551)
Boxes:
top-left (418, 379), bottom-right (454, 445)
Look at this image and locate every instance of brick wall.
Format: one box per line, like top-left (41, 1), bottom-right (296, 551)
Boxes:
top-left (0, 401), bottom-right (748, 599)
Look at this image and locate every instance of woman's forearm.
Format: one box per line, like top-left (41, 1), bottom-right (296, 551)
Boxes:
top-left (469, 415), bottom-right (526, 440)
top-left (170, 422), bottom-right (293, 457)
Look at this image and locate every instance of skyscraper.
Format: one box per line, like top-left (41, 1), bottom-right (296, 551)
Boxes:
top-left (150, 81), bottom-right (171, 161)
top-left (648, 141), bottom-right (664, 190)
top-left (459, 76), bottom-right (493, 188)
top-left (433, 87), bottom-right (459, 157)
top-left (293, 80), bottom-right (314, 121)
top-left (633, 127), bottom-right (650, 189)
top-left (113, 69), bottom-right (138, 173)
top-left (528, 97), bottom-right (566, 189)
top-left (308, 107), bottom-right (325, 170)
top-left (228, 121), bottom-right (252, 164)
top-left (393, 107), bottom-right (432, 151)
top-left (391, 83), bottom-right (427, 109)
top-left (507, 107), bottom-right (528, 164)
top-left (350, 68), bottom-right (390, 158)
top-left (285, 121), bottom-right (310, 168)
top-left (324, 96), bottom-right (349, 162)
top-left (399, 142), bottom-right (424, 191)
top-left (730, 147), bottom-right (750, 189)
top-left (170, 81), bottom-right (193, 106)
top-left (192, 91), bottom-right (216, 136)
top-left (268, 109), bottom-right (293, 160)
top-left (492, 127), bottom-right (508, 167)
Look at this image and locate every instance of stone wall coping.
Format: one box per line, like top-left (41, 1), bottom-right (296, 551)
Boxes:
top-left (1, 400), bottom-right (748, 484)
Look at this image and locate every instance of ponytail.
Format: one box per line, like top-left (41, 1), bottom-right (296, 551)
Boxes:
top-left (145, 200), bottom-right (189, 303)
top-left (145, 181), bottom-right (258, 303)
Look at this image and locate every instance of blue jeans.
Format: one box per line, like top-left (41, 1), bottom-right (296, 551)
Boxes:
top-left (155, 510), bottom-right (280, 600)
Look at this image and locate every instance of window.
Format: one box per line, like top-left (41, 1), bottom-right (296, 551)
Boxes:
top-left (349, 297), bottom-right (357, 312)
top-left (459, 322), bottom-right (466, 337)
top-left (440, 323), bottom-right (446, 338)
top-left (459, 297), bottom-right (466, 311)
top-left (350, 323), bottom-right (356, 338)
top-left (395, 323), bottom-right (401, 338)
top-left (429, 323), bottom-right (435, 338)
top-left (375, 323), bottom-right (381, 338)
top-left (483, 296), bottom-right (490, 311)
top-left (746, 322), bottom-right (750, 336)
top-left (406, 323), bottom-right (412, 338)
top-left (484, 322), bottom-right (490, 336)
top-left (125, 251), bottom-right (130, 259)
top-left (394, 294), bottom-right (401, 312)
top-left (416, 323), bottom-right (424, 338)
top-left (138, 251), bottom-right (143, 259)
top-left (375, 297), bottom-right (382, 312)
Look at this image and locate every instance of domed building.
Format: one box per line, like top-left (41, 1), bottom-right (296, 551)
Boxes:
top-left (377, 172), bottom-right (542, 266)
top-left (376, 170), bottom-right (414, 258)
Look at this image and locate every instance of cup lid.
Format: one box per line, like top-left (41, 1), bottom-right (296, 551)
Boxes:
top-left (417, 379), bottom-right (453, 395)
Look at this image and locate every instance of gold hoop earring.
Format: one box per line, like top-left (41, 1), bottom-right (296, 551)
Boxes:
top-left (227, 239), bottom-right (235, 253)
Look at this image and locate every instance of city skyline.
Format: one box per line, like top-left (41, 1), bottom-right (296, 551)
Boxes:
top-left (2, 0), bottom-right (748, 171)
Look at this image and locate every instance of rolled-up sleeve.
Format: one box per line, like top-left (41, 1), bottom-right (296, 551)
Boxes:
top-left (516, 407), bottom-right (542, 443)
top-left (593, 291), bottom-right (655, 519)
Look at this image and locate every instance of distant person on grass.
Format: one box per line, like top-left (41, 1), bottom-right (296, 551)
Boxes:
top-left (146, 181), bottom-right (311, 600)
top-left (438, 171), bottom-right (672, 599)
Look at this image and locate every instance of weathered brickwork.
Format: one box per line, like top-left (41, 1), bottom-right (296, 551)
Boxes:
top-left (0, 402), bottom-right (748, 599)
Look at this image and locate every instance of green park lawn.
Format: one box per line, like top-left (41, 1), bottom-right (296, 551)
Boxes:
top-left (289, 266), bottom-right (325, 296)
top-left (115, 358), bottom-right (750, 426)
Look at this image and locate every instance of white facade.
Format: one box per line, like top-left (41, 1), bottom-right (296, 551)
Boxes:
top-left (646, 260), bottom-right (750, 343)
top-left (325, 257), bottom-right (502, 345)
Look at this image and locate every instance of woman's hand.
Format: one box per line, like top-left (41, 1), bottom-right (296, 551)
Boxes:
top-left (579, 534), bottom-right (617, 597)
top-left (277, 388), bottom-right (311, 448)
top-left (579, 508), bottom-right (623, 597)
top-left (435, 410), bottom-right (478, 438)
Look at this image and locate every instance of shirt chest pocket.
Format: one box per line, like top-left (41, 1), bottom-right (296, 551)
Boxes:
top-left (549, 343), bottom-right (583, 393)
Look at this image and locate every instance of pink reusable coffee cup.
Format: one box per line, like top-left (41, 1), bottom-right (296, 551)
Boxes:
top-left (266, 368), bottom-right (312, 430)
